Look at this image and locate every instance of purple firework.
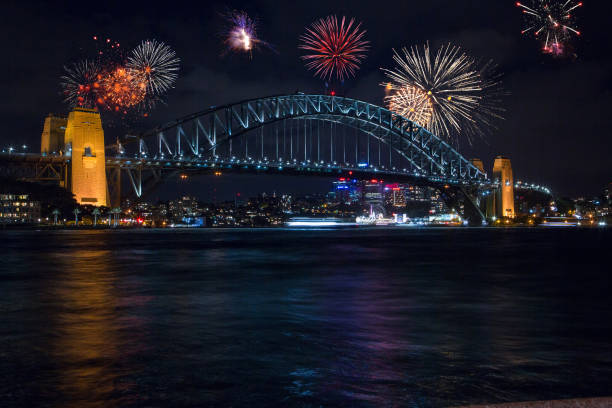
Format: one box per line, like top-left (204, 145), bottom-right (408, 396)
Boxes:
top-left (224, 11), bottom-right (271, 57)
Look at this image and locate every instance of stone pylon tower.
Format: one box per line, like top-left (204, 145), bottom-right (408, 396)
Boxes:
top-left (40, 114), bottom-right (67, 155)
top-left (63, 108), bottom-right (108, 207)
top-left (470, 158), bottom-right (485, 173)
top-left (492, 156), bottom-right (514, 218)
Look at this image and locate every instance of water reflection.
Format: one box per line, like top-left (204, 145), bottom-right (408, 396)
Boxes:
top-left (49, 247), bottom-right (130, 408)
top-left (0, 228), bottom-right (610, 407)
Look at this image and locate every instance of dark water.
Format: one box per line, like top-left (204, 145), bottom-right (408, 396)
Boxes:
top-left (0, 228), bottom-right (611, 407)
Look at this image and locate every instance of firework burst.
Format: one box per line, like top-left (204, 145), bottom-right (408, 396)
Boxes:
top-left (516, 1), bottom-right (583, 55)
top-left (299, 15), bottom-right (370, 81)
top-left (127, 39), bottom-right (180, 95)
top-left (223, 11), bottom-right (271, 57)
top-left (386, 85), bottom-right (434, 128)
top-left (99, 67), bottom-right (147, 112)
top-left (60, 37), bottom-right (181, 117)
top-left (382, 43), bottom-right (504, 143)
top-left (60, 60), bottom-right (102, 108)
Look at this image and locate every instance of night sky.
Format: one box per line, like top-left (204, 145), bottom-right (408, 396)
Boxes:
top-left (1, 0), bottom-right (610, 200)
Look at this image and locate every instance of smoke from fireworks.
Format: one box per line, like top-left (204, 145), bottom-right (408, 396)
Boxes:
top-left (223, 11), bottom-right (271, 57)
top-left (299, 15), bottom-right (369, 81)
top-left (60, 37), bottom-right (180, 116)
top-left (516, 1), bottom-right (583, 55)
top-left (382, 43), bottom-right (504, 143)
top-left (127, 39), bottom-right (180, 95)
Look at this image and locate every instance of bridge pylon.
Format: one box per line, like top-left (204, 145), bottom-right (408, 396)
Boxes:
top-left (40, 108), bottom-right (109, 207)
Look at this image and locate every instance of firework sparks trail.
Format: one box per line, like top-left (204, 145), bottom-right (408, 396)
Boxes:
top-left (381, 43), bottom-right (504, 143)
top-left (516, 0), bottom-right (583, 55)
top-left (224, 11), bottom-right (271, 57)
top-left (127, 39), bottom-right (180, 95)
top-left (60, 60), bottom-right (102, 108)
top-left (299, 15), bottom-right (370, 81)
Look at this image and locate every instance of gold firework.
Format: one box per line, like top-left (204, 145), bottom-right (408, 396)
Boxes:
top-left (386, 85), bottom-right (434, 128)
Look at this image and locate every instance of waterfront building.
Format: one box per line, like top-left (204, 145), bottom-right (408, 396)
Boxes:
top-left (0, 194), bottom-right (41, 223)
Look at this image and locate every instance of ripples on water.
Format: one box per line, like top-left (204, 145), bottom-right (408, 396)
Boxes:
top-left (0, 228), bottom-right (610, 407)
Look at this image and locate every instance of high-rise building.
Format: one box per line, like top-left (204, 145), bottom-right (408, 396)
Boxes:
top-left (363, 179), bottom-right (383, 203)
top-left (332, 178), bottom-right (360, 204)
top-left (40, 114), bottom-right (67, 155)
top-left (492, 156), bottom-right (515, 218)
top-left (63, 108), bottom-right (108, 207)
top-left (384, 184), bottom-right (406, 208)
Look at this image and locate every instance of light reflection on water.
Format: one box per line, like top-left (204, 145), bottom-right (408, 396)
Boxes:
top-left (49, 249), bottom-right (124, 408)
top-left (0, 228), bottom-right (610, 407)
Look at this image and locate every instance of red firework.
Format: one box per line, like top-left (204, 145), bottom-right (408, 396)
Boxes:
top-left (299, 15), bottom-right (370, 81)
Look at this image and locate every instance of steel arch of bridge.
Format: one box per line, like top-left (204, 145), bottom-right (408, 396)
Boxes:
top-left (122, 94), bottom-right (487, 183)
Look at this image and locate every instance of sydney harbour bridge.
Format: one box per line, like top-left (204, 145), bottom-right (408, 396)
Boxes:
top-left (0, 94), bottom-right (550, 224)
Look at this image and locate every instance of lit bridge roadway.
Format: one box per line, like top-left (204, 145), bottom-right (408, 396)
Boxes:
top-left (0, 94), bottom-right (552, 222)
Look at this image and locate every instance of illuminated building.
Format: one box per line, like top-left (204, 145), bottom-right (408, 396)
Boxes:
top-left (63, 108), bottom-right (108, 207)
top-left (332, 178), bottom-right (359, 204)
top-left (492, 156), bottom-right (515, 218)
top-left (280, 194), bottom-right (292, 212)
top-left (406, 185), bottom-right (429, 203)
top-left (0, 194), bottom-right (41, 223)
top-left (428, 188), bottom-right (446, 214)
top-left (40, 114), bottom-right (67, 155)
top-left (168, 196), bottom-right (202, 222)
top-left (384, 184), bottom-right (406, 208)
top-left (361, 179), bottom-right (385, 214)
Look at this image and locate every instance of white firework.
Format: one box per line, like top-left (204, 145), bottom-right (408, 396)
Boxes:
top-left (60, 59), bottom-right (101, 108)
top-left (382, 43), bottom-right (504, 143)
top-left (127, 39), bottom-right (180, 95)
